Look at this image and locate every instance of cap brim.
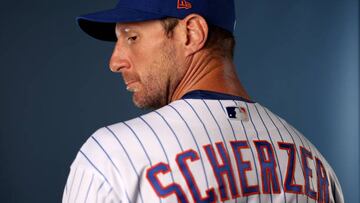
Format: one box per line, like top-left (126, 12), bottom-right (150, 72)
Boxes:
top-left (77, 7), bottom-right (166, 41)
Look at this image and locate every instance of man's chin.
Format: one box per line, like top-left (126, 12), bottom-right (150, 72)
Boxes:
top-left (132, 94), bottom-right (153, 109)
top-left (132, 93), bottom-right (164, 109)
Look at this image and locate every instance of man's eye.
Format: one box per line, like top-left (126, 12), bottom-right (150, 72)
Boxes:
top-left (128, 36), bottom-right (138, 42)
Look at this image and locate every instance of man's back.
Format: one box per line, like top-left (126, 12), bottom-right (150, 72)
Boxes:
top-left (63, 90), bottom-right (343, 203)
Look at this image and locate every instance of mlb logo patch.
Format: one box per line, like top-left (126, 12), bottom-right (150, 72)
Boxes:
top-left (226, 106), bottom-right (249, 121)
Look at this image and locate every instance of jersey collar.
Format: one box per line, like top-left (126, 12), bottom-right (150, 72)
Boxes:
top-left (181, 90), bottom-right (255, 103)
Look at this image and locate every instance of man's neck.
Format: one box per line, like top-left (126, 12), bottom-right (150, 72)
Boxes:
top-left (170, 51), bottom-right (250, 102)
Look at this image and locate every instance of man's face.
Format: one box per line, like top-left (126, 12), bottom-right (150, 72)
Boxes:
top-left (109, 20), bottom-right (184, 109)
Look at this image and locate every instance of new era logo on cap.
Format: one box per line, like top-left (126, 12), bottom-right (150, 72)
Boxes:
top-left (177, 0), bottom-right (192, 9)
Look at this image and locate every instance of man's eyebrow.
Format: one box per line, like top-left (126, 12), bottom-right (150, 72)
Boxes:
top-left (116, 26), bottom-right (139, 36)
top-left (118, 24), bottom-right (139, 31)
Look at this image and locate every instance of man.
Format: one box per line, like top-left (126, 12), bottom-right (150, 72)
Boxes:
top-left (63, 0), bottom-right (344, 202)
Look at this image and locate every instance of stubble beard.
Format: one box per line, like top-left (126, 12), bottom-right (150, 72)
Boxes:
top-left (132, 42), bottom-right (181, 109)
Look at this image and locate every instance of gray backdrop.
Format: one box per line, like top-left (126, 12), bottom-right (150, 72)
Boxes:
top-left (0, 0), bottom-right (358, 202)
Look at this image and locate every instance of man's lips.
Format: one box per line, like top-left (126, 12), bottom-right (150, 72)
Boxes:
top-left (125, 80), bottom-right (139, 92)
top-left (125, 80), bottom-right (137, 86)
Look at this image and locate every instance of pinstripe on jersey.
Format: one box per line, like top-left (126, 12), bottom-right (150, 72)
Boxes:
top-left (63, 90), bottom-right (344, 203)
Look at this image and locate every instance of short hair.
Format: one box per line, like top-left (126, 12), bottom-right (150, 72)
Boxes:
top-left (160, 17), bottom-right (235, 59)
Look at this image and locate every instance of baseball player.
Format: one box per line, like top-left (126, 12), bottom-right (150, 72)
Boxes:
top-left (63, 0), bottom-right (344, 202)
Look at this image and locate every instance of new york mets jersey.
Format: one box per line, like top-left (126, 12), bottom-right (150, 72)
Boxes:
top-left (63, 90), bottom-right (344, 203)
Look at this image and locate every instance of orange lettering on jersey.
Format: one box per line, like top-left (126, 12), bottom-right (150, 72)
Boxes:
top-left (148, 140), bottom-right (331, 202)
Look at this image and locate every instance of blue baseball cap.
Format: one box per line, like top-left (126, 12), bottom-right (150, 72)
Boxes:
top-left (77, 0), bottom-right (235, 41)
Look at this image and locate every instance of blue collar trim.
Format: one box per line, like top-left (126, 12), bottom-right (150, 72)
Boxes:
top-left (181, 90), bottom-right (255, 103)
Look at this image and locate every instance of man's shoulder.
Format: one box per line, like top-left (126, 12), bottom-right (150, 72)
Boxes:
top-left (72, 100), bottom-right (186, 164)
top-left (72, 98), bottom-right (251, 169)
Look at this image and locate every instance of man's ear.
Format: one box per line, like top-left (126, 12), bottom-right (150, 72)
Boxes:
top-left (179, 14), bottom-right (209, 57)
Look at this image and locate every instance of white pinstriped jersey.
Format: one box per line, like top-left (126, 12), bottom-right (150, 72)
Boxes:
top-left (63, 90), bottom-right (344, 203)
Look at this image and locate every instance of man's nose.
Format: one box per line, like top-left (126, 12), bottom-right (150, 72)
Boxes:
top-left (109, 41), bottom-right (130, 73)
